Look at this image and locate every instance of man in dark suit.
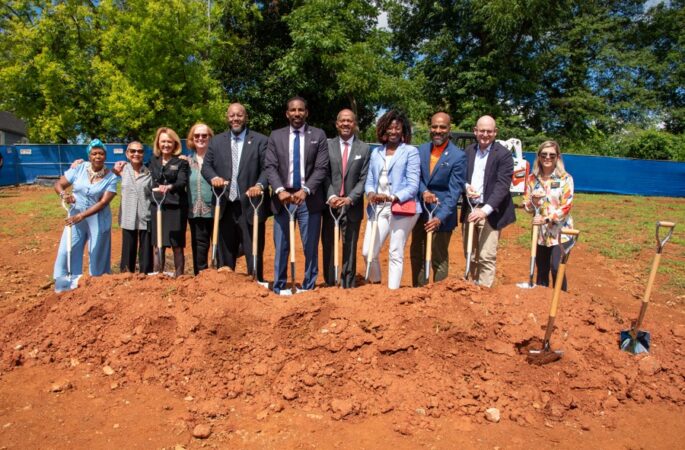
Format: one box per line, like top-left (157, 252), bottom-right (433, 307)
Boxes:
top-left (410, 112), bottom-right (467, 286)
top-left (459, 115), bottom-right (515, 287)
top-left (321, 109), bottom-right (370, 288)
top-left (264, 97), bottom-right (329, 295)
top-left (202, 102), bottom-right (269, 281)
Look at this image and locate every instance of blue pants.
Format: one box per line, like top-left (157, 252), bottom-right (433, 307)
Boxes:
top-left (273, 203), bottom-right (321, 293)
top-left (53, 216), bottom-right (111, 278)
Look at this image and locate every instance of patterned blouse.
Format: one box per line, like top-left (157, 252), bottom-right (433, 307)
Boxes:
top-left (523, 171), bottom-right (574, 246)
top-left (187, 153), bottom-right (213, 219)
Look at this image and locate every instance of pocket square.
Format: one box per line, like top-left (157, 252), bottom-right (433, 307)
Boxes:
top-left (310, 140), bottom-right (318, 144)
top-left (354, 155), bottom-right (362, 160)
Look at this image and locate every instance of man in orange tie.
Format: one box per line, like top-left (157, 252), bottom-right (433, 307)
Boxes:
top-left (410, 112), bottom-right (467, 286)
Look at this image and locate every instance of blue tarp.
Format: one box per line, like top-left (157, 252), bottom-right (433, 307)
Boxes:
top-left (1, 143), bottom-right (685, 197)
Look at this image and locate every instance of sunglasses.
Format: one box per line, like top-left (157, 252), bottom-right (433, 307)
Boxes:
top-left (128, 148), bottom-right (144, 154)
top-left (193, 134), bottom-right (209, 139)
top-left (540, 152), bottom-right (557, 159)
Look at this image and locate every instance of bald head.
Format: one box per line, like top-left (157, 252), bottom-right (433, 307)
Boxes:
top-left (227, 103), bottom-right (248, 134)
top-left (430, 111), bottom-right (451, 147)
top-left (474, 115), bottom-right (497, 149)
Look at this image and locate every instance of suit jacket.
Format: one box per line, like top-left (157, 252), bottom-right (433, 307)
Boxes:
top-left (149, 155), bottom-right (189, 207)
top-left (417, 141), bottom-right (467, 231)
top-left (365, 143), bottom-right (422, 217)
top-left (202, 128), bottom-right (270, 222)
top-left (264, 124), bottom-right (329, 214)
top-left (323, 137), bottom-right (370, 222)
top-left (460, 141), bottom-right (516, 230)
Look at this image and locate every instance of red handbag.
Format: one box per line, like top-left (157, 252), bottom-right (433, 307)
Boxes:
top-left (391, 198), bottom-right (417, 216)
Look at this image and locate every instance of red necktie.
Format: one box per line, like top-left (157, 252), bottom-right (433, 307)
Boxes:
top-left (340, 141), bottom-right (349, 197)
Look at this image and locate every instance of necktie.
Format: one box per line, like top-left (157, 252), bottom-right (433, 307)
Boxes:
top-left (292, 130), bottom-right (301, 190)
top-left (340, 141), bottom-right (349, 197)
top-left (229, 136), bottom-right (240, 201)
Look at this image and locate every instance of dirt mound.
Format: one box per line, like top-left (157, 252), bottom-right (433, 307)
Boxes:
top-left (2, 270), bottom-right (683, 435)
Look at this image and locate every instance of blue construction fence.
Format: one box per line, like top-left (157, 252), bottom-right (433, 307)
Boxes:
top-left (1, 143), bottom-right (684, 197)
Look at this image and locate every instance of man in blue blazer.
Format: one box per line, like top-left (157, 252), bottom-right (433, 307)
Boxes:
top-left (202, 103), bottom-right (270, 280)
top-left (264, 97), bottom-right (329, 294)
top-left (410, 112), bottom-right (467, 286)
top-left (459, 115), bottom-right (515, 287)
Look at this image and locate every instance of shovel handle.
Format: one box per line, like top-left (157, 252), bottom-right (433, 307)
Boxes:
top-left (530, 224), bottom-right (539, 257)
top-left (252, 212), bottom-right (259, 257)
top-left (334, 223), bottom-right (340, 271)
top-left (656, 221), bottom-right (676, 253)
top-left (426, 230), bottom-right (433, 263)
top-left (658, 221), bottom-right (675, 228)
top-left (466, 221), bottom-right (475, 254)
top-left (561, 228), bottom-right (580, 236)
top-left (289, 216), bottom-right (296, 264)
top-left (156, 209), bottom-right (163, 249)
top-left (212, 204), bottom-right (221, 245)
top-left (548, 261), bottom-right (567, 318)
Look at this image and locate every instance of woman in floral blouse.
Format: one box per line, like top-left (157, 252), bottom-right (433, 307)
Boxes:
top-left (523, 140), bottom-right (574, 291)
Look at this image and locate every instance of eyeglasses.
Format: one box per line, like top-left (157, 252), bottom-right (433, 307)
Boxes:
top-left (540, 152), bottom-right (557, 159)
top-left (128, 149), bottom-right (144, 154)
top-left (193, 134), bottom-right (208, 139)
top-left (475, 129), bottom-right (495, 135)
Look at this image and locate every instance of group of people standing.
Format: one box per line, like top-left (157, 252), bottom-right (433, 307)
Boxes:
top-left (52, 96), bottom-right (575, 294)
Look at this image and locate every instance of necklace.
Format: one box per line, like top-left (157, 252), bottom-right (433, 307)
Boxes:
top-left (87, 165), bottom-right (106, 183)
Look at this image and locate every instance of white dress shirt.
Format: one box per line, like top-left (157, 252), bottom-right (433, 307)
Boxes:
top-left (470, 142), bottom-right (494, 216)
top-left (288, 126), bottom-right (306, 189)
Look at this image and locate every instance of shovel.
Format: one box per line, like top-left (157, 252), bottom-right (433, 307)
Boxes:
top-left (286, 202), bottom-right (299, 293)
top-left (211, 182), bottom-right (229, 269)
top-left (463, 196), bottom-right (478, 280)
top-left (151, 188), bottom-right (166, 274)
top-left (249, 192), bottom-right (269, 288)
top-left (329, 205), bottom-right (346, 287)
top-left (364, 202), bottom-right (386, 281)
top-left (422, 199), bottom-right (439, 284)
top-left (55, 195), bottom-right (82, 293)
top-left (620, 221), bottom-right (676, 354)
top-left (517, 205), bottom-right (542, 289)
top-left (528, 228), bottom-right (580, 365)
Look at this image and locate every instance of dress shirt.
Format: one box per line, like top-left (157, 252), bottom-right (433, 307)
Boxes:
top-left (470, 142), bottom-right (494, 216)
top-left (340, 136), bottom-right (354, 161)
top-left (289, 126), bottom-right (306, 189)
top-left (231, 127), bottom-right (247, 178)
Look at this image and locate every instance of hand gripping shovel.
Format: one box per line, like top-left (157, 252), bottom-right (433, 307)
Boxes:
top-left (620, 221), bottom-right (676, 354)
top-left (422, 200), bottom-right (439, 284)
top-left (517, 205), bottom-right (542, 289)
top-left (249, 192), bottom-right (269, 288)
top-left (55, 195), bottom-right (82, 292)
top-left (463, 196), bottom-right (478, 280)
top-left (364, 202), bottom-right (385, 281)
top-left (329, 205), bottom-right (346, 286)
top-left (528, 228), bottom-right (580, 365)
top-left (151, 188), bottom-right (167, 274)
top-left (211, 182), bottom-right (229, 269)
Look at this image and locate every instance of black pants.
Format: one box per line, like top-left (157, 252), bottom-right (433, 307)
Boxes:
top-left (189, 217), bottom-right (213, 275)
top-left (321, 209), bottom-right (362, 288)
top-left (120, 227), bottom-right (153, 274)
top-left (536, 244), bottom-right (568, 291)
top-left (218, 200), bottom-right (266, 281)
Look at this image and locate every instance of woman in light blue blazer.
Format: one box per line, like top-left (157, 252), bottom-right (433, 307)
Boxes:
top-left (362, 110), bottom-right (421, 289)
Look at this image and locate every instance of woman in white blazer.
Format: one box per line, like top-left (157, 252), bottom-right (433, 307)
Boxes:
top-left (362, 110), bottom-right (421, 289)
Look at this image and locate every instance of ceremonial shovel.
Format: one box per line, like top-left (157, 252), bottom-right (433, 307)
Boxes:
top-left (211, 182), bottom-right (229, 269)
top-left (528, 228), bottom-right (579, 365)
top-left (249, 192), bottom-right (269, 288)
top-left (55, 195), bottom-right (82, 292)
top-left (422, 200), bottom-right (439, 284)
top-left (151, 187), bottom-right (166, 274)
top-left (329, 205), bottom-right (346, 286)
top-left (620, 221), bottom-right (676, 354)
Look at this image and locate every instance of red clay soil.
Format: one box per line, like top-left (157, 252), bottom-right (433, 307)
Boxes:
top-left (0, 185), bottom-right (684, 449)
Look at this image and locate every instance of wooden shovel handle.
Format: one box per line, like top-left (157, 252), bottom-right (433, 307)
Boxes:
top-left (156, 209), bottom-right (163, 249)
top-left (530, 225), bottom-right (539, 258)
top-left (212, 204), bottom-right (221, 245)
top-left (658, 221), bottom-right (675, 228)
top-left (334, 224), bottom-right (340, 268)
top-left (252, 212), bottom-right (259, 256)
top-left (466, 221), bottom-right (475, 253)
top-left (289, 217), bottom-right (296, 264)
top-left (549, 263), bottom-right (567, 318)
top-left (561, 228), bottom-right (580, 236)
top-left (426, 231), bottom-right (433, 262)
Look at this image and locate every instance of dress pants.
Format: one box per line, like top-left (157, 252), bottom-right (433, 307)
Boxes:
top-left (361, 205), bottom-right (418, 289)
top-left (463, 218), bottom-right (500, 287)
top-left (410, 216), bottom-right (452, 286)
top-left (54, 215), bottom-right (111, 278)
top-left (321, 207), bottom-right (362, 288)
top-left (217, 200), bottom-right (265, 280)
top-left (189, 217), bottom-right (212, 275)
top-left (536, 244), bottom-right (568, 291)
top-left (273, 202), bottom-right (321, 293)
top-left (120, 226), bottom-right (153, 274)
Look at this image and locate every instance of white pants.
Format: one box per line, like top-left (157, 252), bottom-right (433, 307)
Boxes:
top-left (362, 205), bottom-right (419, 289)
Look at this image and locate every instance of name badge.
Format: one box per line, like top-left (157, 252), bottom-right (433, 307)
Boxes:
top-left (169, 165), bottom-right (178, 171)
top-left (551, 181), bottom-right (560, 188)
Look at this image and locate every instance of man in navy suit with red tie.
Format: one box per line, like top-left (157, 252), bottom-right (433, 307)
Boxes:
top-left (264, 97), bottom-right (329, 295)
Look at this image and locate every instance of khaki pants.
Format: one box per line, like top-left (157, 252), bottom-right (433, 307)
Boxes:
top-left (463, 219), bottom-right (500, 287)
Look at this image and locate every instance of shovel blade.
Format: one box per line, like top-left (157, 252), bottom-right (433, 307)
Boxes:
top-left (620, 330), bottom-right (650, 354)
top-left (54, 275), bottom-right (81, 293)
top-left (516, 281), bottom-right (536, 289)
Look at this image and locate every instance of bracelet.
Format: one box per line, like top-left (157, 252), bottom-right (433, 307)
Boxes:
top-left (59, 191), bottom-right (66, 198)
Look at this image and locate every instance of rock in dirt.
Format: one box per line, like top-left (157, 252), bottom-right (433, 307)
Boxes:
top-left (102, 365), bottom-right (115, 376)
top-left (192, 424), bottom-right (212, 439)
top-left (49, 380), bottom-right (73, 393)
top-left (484, 407), bottom-right (501, 423)
top-left (638, 356), bottom-right (661, 376)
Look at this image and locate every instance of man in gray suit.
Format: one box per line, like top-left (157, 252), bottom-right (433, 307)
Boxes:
top-left (202, 103), bottom-right (269, 280)
top-left (321, 109), bottom-right (370, 288)
top-left (264, 97), bottom-right (329, 294)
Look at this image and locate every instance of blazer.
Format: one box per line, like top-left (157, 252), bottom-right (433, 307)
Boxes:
top-left (202, 128), bottom-right (270, 222)
top-left (417, 141), bottom-right (467, 231)
top-left (264, 124), bottom-right (329, 214)
top-left (323, 137), bottom-right (370, 222)
top-left (149, 155), bottom-right (189, 207)
top-left (459, 141), bottom-right (516, 230)
top-left (364, 143), bottom-right (422, 217)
